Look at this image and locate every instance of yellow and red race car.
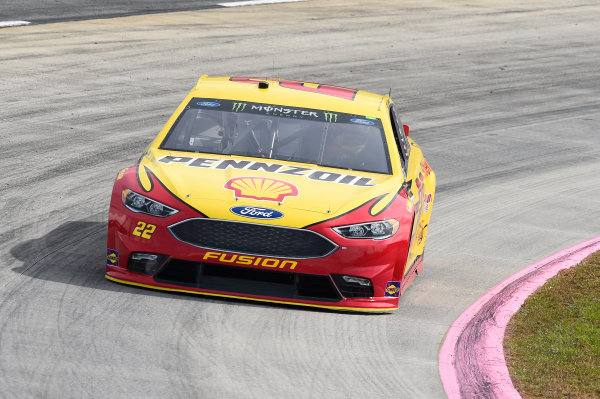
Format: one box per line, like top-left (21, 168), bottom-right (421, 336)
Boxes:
top-left (106, 76), bottom-right (435, 312)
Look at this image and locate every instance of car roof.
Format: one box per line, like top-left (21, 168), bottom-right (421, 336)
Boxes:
top-left (192, 75), bottom-right (390, 117)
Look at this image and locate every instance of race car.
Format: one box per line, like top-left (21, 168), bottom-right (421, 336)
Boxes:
top-left (106, 76), bottom-right (436, 312)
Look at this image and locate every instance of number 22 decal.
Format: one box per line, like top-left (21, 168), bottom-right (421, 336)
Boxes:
top-left (132, 221), bottom-right (156, 239)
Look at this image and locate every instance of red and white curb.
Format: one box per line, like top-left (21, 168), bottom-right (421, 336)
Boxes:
top-left (439, 235), bottom-right (600, 399)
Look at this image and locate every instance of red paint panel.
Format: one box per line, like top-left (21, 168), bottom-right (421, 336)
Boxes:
top-left (229, 77), bottom-right (358, 100)
top-left (279, 80), bottom-right (357, 100)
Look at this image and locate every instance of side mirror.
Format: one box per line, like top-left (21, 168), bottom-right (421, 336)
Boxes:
top-left (402, 124), bottom-right (410, 137)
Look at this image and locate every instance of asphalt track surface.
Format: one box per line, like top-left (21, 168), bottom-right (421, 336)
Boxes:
top-left (1, 1), bottom-right (599, 397)
top-left (1, 0), bottom-right (226, 24)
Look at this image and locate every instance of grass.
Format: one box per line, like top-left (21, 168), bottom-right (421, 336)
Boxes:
top-left (504, 251), bottom-right (600, 399)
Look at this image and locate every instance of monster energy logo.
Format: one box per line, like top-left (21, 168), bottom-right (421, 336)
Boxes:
top-left (324, 112), bottom-right (338, 123)
top-left (232, 102), bottom-right (247, 112)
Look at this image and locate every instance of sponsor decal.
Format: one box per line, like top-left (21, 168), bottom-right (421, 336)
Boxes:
top-left (224, 177), bottom-right (298, 202)
top-left (230, 206), bottom-right (284, 219)
top-left (232, 102), bottom-right (247, 112)
top-left (420, 159), bottom-right (432, 177)
top-left (107, 249), bottom-right (119, 267)
top-left (406, 200), bottom-right (414, 213)
top-left (158, 156), bottom-right (377, 187)
top-left (197, 101), bottom-right (221, 107)
top-left (250, 104), bottom-right (319, 118)
top-left (190, 98), bottom-right (376, 124)
top-left (415, 171), bottom-right (425, 189)
top-left (203, 251), bottom-right (297, 270)
top-left (324, 112), bottom-right (338, 123)
top-left (385, 281), bottom-right (401, 297)
top-left (350, 118), bottom-right (375, 126)
top-left (402, 179), bottom-right (415, 202)
top-left (424, 193), bottom-right (432, 212)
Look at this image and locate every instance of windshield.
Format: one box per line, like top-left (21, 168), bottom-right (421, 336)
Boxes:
top-left (160, 98), bottom-right (392, 174)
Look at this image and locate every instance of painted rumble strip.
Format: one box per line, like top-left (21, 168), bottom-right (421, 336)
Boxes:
top-left (0, 21), bottom-right (31, 28)
top-left (219, 0), bottom-right (308, 7)
top-left (438, 235), bottom-right (600, 399)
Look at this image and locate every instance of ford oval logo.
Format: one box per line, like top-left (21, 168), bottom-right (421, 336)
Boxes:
top-left (230, 206), bottom-right (283, 220)
top-left (350, 118), bottom-right (375, 126)
top-left (197, 101), bottom-right (221, 107)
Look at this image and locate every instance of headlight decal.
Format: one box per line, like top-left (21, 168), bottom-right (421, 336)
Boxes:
top-left (332, 219), bottom-right (400, 240)
top-left (122, 189), bottom-right (178, 217)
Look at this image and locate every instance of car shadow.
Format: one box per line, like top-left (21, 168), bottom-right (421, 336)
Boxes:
top-left (10, 219), bottom-right (376, 314)
top-left (10, 220), bottom-right (137, 295)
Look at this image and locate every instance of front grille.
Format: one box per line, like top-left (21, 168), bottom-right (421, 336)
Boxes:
top-left (168, 218), bottom-right (338, 258)
top-left (154, 259), bottom-right (341, 302)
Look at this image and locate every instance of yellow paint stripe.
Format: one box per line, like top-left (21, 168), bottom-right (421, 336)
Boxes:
top-left (105, 275), bottom-right (396, 313)
top-left (369, 192), bottom-right (396, 216)
top-left (137, 163), bottom-right (153, 191)
top-left (403, 254), bottom-right (423, 277)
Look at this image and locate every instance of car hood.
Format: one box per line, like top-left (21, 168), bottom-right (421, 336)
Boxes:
top-left (138, 151), bottom-right (403, 227)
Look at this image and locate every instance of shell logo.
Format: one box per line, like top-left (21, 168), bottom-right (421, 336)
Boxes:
top-left (224, 177), bottom-right (299, 202)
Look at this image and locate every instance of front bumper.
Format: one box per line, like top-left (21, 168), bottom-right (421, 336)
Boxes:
top-left (106, 170), bottom-right (413, 312)
top-left (106, 214), bottom-right (410, 311)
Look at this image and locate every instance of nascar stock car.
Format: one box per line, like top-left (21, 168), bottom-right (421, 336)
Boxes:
top-left (106, 76), bottom-right (436, 312)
